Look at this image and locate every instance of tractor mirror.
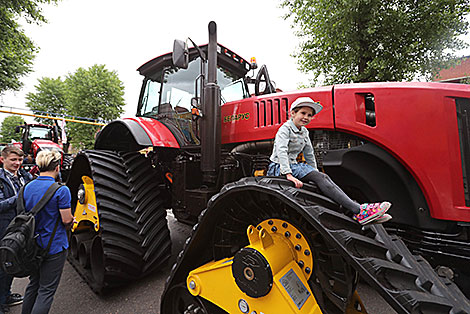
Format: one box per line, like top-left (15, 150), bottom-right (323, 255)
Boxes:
top-left (173, 39), bottom-right (189, 69)
top-left (255, 65), bottom-right (275, 96)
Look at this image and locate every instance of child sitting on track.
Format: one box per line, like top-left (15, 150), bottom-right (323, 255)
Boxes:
top-left (267, 96), bottom-right (392, 225)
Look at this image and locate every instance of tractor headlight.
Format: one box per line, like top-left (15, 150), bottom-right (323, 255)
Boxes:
top-left (77, 184), bottom-right (86, 204)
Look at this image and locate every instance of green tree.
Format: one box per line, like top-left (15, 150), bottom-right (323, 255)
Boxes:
top-left (24, 65), bottom-right (125, 150)
top-left (282, 0), bottom-right (470, 84)
top-left (26, 76), bottom-right (68, 124)
top-left (65, 65), bottom-right (125, 149)
top-left (0, 0), bottom-right (58, 93)
top-left (0, 115), bottom-right (25, 143)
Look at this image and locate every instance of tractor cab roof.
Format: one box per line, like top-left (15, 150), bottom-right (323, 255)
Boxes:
top-left (137, 43), bottom-right (251, 81)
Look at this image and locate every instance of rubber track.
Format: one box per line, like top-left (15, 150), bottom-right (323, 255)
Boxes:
top-left (161, 177), bottom-right (470, 314)
top-left (68, 150), bottom-right (171, 292)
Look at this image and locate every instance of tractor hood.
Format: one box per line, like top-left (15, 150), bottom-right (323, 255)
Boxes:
top-left (32, 139), bottom-right (63, 154)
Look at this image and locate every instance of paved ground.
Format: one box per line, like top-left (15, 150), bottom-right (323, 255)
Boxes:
top-left (9, 212), bottom-right (395, 314)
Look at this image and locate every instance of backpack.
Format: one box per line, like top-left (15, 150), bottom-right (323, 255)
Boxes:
top-left (0, 182), bottom-right (62, 277)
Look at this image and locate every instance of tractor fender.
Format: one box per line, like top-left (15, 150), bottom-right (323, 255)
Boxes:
top-left (323, 143), bottom-right (451, 231)
top-left (94, 117), bottom-right (180, 151)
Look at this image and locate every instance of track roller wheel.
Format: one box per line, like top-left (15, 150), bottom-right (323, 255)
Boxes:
top-left (163, 284), bottom-right (212, 314)
top-left (70, 232), bottom-right (93, 260)
top-left (66, 150), bottom-right (171, 292)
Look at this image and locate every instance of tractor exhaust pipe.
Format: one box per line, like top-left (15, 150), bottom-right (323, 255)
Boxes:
top-left (201, 21), bottom-right (221, 184)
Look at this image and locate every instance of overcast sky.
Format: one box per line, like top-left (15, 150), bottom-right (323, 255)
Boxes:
top-left (1, 0), bottom-right (469, 124)
top-left (0, 0), bottom-right (312, 122)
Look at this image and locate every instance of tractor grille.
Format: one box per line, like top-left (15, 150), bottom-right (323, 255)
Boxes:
top-left (255, 97), bottom-right (289, 127)
top-left (311, 130), bottom-right (364, 170)
top-left (456, 98), bottom-right (470, 206)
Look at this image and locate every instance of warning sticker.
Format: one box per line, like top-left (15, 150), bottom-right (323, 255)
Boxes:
top-left (88, 204), bottom-right (96, 213)
top-left (279, 269), bottom-right (310, 310)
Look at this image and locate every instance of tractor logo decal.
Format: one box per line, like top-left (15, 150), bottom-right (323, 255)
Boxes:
top-left (223, 112), bottom-right (250, 123)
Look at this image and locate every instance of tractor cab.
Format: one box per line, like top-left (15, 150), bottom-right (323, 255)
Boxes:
top-left (14, 123), bottom-right (61, 156)
top-left (136, 43), bottom-right (273, 145)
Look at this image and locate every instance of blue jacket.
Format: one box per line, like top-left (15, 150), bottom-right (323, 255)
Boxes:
top-left (0, 168), bottom-right (33, 238)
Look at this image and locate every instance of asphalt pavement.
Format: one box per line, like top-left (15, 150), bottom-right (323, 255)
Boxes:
top-left (9, 211), bottom-right (395, 314)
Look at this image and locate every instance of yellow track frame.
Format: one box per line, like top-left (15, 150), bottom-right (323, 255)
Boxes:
top-left (187, 220), bottom-right (321, 313)
top-left (71, 176), bottom-right (100, 232)
top-left (185, 218), bottom-right (368, 314)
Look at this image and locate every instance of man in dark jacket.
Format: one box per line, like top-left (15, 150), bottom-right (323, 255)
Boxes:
top-left (0, 146), bottom-right (33, 314)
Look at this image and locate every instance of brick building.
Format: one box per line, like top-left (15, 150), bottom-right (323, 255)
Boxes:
top-left (434, 56), bottom-right (470, 83)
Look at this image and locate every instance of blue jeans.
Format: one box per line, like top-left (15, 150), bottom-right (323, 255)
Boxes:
top-left (267, 162), bottom-right (315, 179)
top-left (21, 250), bottom-right (67, 314)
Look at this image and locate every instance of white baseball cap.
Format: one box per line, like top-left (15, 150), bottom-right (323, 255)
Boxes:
top-left (290, 97), bottom-right (323, 115)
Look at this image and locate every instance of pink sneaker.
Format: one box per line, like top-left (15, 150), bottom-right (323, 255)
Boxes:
top-left (371, 213), bottom-right (392, 224)
top-left (353, 202), bottom-right (391, 225)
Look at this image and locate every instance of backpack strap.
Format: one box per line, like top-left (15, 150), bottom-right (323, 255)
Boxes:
top-left (43, 217), bottom-right (61, 255)
top-left (17, 182), bottom-right (63, 216)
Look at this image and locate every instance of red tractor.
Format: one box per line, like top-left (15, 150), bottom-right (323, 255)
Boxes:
top-left (67, 22), bottom-right (470, 313)
top-left (13, 123), bottom-right (73, 180)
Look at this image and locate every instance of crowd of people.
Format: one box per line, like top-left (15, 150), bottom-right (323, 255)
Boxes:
top-left (0, 147), bottom-right (72, 314)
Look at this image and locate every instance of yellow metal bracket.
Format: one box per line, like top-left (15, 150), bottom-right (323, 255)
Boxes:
top-left (72, 176), bottom-right (100, 232)
top-left (186, 220), bottom-right (322, 313)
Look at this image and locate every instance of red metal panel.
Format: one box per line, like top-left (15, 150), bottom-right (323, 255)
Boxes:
top-left (221, 87), bottom-right (335, 144)
top-left (32, 140), bottom-right (63, 156)
top-left (126, 117), bottom-right (180, 148)
top-left (334, 82), bottom-right (470, 221)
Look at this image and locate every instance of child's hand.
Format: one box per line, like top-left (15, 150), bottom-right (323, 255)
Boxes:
top-left (286, 173), bottom-right (303, 188)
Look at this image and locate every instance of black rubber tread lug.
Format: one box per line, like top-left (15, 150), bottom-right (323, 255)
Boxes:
top-left (129, 174), bottom-right (155, 195)
top-left (92, 171), bottom-right (129, 188)
top-left (88, 156), bottom-right (126, 174)
top-left (86, 150), bottom-right (126, 168)
top-left (161, 177), bottom-right (470, 314)
top-left (101, 237), bottom-right (143, 256)
top-left (103, 248), bottom-right (141, 276)
top-left (96, 191), bottom-right (136, 210)
top-left (67, 150), bottom-right (171, 293)
top-left (97, 199), bottom-right (137, 221)
top-left (98, 211), bottom-right (139, 231)
top-left (134, 192), bottom-right (162, 216)
top-left (100, 224), bottom-right (141, 242)
top-left (142, 240), bottom-right (172, 273)
top-left (143, 226), bottom-right (172, 261)
top-left (140, 207), bottom-right (167, 236)
top-left (92, 168), bottom-right (130, 189)
top-left (132, 181), bottom-right (161, 203)
top-left (141, 218), bottom-right (170, 249)
top-left (137, 199), bottom-right (165, 223)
